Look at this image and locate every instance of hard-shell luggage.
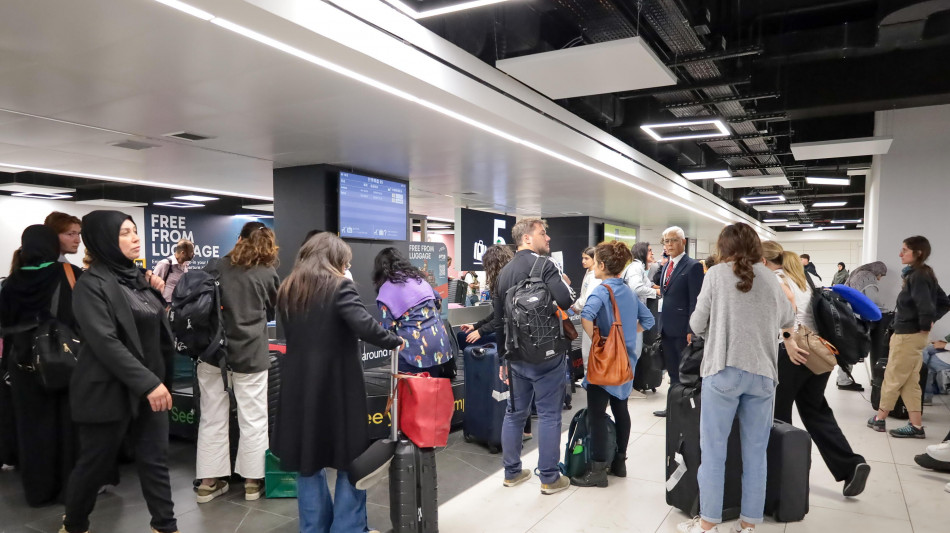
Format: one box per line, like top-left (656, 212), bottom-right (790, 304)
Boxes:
top-left (389, 349), bottom-right (439, 533)
top-left (665, 383), bottom-right (742, 520)
top-left (633, 338), bottom-right (663, 392)
top-left (462, 343), bottom-right (506, 453)
top-left (870, 357), bottom-right (927, 419)
top-left (765, 419), bottom-right (811, 522)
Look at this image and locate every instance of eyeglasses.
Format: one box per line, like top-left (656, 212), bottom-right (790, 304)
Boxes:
top-left (661, 238), bottom-right (681, 244)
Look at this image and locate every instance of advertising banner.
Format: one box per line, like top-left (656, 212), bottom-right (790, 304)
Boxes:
top-left (603, 223), bottom-right (637, 244)
top-left (457, 208), bottom-right (516, 271)
top-left (144, 208), bottom-right (273, 270)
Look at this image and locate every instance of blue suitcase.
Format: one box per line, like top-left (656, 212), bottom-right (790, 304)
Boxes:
top-left (462, 343), bottom-right (507, 454)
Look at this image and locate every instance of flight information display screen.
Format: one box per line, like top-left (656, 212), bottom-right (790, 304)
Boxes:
top-left (338, 171), bottom-right (408, 241)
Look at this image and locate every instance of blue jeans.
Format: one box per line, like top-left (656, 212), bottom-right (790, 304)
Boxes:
top-left (297, 470), bottom-right (368, 533)
top-left (923, 346), bottom-right (950, 398)
top-left (698, 367), bottom-right (775, 525)
top-left (502, 356), bottom-right (566, 484)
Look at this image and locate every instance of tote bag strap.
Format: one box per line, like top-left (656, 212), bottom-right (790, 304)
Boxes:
top-left (603, 284), bottom-right (622, 327)
top-left (63, 263), bottom-right (76, 289)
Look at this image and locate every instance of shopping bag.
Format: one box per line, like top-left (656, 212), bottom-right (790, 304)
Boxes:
top-left (396, 373), bottom-right (455, 448)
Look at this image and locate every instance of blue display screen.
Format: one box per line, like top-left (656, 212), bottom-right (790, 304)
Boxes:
top-left (339, 171), bottom-right (408, 241)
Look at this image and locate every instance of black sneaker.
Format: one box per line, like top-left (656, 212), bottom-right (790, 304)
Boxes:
top-left (837, 382), bottom-right (864, 392)
top-left (889, 423), bottom-right (925, 439)
top-left (867, 415), bottom-right (885, 432)
top-left (843, 463), bottom-right (870, 497)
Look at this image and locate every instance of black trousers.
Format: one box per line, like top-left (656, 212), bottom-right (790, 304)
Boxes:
top-left (775, 346), bottom-right (865, 482)
top-left (63, 404), bottom-right (177, 533)
top-left (662, 335), bottom-right (688, 385)
top-left (587, 385), bottom-right (631, 463)
top-left (9, 366), bottom-right (76, 507)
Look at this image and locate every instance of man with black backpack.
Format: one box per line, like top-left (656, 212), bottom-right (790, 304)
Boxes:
top-left (493, 218), bottom-right (575, 495)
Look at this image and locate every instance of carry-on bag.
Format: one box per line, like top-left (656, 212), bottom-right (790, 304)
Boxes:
top-left (397, 372), bottom-right (454, 449)
top-left (587, 285), bottom-right (633, 387)
top-left (665, 383), bottom-right (742, 520)
top-left (632, 338), bottom-right (663, 392)
top-left (560, 408), bottom-right (617, 478)
top-left (870, 356), bottom-right (927, 419)
top-left (462, 343), bottom-right (507, 453)
top-left (765, 419), bottom-right (811, 522)
top-left (389, 349), bottom-right (439, 533)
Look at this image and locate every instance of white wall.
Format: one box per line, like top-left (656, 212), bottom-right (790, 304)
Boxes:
top-left (865, 104), bottom-right (950, 339)
top-left (0, 196), bottom-right (145, 273)
top-left (774, 239), bottom-right (863, 284)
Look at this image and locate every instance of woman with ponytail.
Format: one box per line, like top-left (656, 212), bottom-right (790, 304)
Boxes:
top-left (195, 222), bottom-right (280, 503)
top-left (763, 241), bottom-right (870, 498)
top-left (679, 223), bottom-right (800, 533)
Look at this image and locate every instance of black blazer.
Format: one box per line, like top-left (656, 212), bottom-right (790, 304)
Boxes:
top-left (70, 263), bottom-right (174, 423)
top-left (659, 255), bottom-right (705, 337)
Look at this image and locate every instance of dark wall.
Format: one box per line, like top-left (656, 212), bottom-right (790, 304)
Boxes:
top-left (545, 216), bottom-right (591, 295)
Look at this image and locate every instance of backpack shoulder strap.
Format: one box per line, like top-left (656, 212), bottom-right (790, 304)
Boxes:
top-left (527, 256), bottom-right (543, 280)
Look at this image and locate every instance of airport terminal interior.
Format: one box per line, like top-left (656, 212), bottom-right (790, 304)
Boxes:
top-left (2, 1), bottom-right (950, 532)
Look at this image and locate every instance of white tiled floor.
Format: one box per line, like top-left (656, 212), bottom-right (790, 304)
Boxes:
top-left (439, 361), bottom-right (950, 532)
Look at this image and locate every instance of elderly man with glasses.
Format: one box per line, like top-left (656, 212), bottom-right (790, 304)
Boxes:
top-left (653, 226), bottom-right (705, 417)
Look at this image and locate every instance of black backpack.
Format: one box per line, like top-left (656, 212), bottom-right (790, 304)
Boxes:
top-left (169, 270), bottom-right (227, 366)
top-left (504, 257), bottom-right (563, 364)
top-left (807, 275), bottom-right (869, 366)
top-left (560, 408), bottom-right (617, 478)
top-left (679, 337), bottom-right (705, 388)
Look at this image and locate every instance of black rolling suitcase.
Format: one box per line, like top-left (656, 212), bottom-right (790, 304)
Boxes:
top-left (665, 383), bottom-right (742, 520)
top-left (462, 343), bottom-right (506, 453)
top-left (633, 338), bottom-right (663, 392)
top-left (765, 419), bottom-right (811, 522)
top-left (869, 315), bottom-right (927, 419)
top-left (389, 349), bottom-right (439, 533)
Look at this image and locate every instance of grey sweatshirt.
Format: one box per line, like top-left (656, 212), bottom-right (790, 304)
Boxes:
top-left (690, 262), bottom-right (795, 382)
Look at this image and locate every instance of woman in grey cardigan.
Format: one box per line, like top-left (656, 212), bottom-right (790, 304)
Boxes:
top-left (678, 223), bottom-right (801, 533)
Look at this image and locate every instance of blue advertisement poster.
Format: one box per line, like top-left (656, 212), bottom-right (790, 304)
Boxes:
top-left (144, 208), bottom-right (273, 270)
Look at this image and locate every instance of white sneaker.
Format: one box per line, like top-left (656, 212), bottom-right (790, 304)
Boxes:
top-left (677, 517), bottom-right (719, 533)
top-left (926, 440), bottom-right (950, 461)
top-left (629, 390), bottom-right (647, 399)
top-left (732, 520), bottom-right (755, 533)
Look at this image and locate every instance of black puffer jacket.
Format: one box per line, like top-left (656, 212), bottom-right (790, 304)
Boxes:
top-left (893, 268), bottom-right (950, 334)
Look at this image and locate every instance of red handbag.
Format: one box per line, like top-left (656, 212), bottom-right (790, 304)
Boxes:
top-left (395, 373), bottom-right (455, 448)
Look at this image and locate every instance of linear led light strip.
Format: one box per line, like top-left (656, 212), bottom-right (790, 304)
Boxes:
top-left (380, 0), bottom-right (513, 19)
top-left (0, 162), bottom-right (273, 201)
top-left (154, 1), bottom-right (754, 230)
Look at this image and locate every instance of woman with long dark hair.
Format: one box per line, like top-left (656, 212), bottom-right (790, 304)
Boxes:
top-left (0, 225), bottom-right (82, 506)
top-left (459, 244), bottom-right (513, 344)
top-left (62, 211), bottom-right (178, 533)
top-left (570, 247), bottom-right (601, 365)
top-left (373, 247), bottom-right (452, 376)
top-left (195, 222), bottom-right (280, 503)
top-left (764, 241), bottom-right (870, 498)
top-left (679, 223), bottom-right (798, 533)
top-left (274, 233), bottom-right (403, 533)
top-left (868, 236), bottom-right (950, 438)
top-left (570, 241), bottom-right (654, 488)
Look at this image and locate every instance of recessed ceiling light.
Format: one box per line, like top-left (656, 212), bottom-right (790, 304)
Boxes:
top-left (856, 223), bottom-right (865, 228)
top-left (812, 201), bottom-right (847, 207)
top-left (75, 199), bottom-right (149, 207)
top-left (683, 169), bottom-right (731, 180)
top-left (768, 207), bottom-right (806, 213)
top-left (174, 194), bottom-right (219, 202)
top-left (822, 225), bottom-right (846, 230)
top-left (715, 174), bottom-right (790, 189)
top-left (153, 201), bottom-right (204, 208)
top-left (806, 177), bottom-right (850, 186)
top-left (243, 203), bottom-right (274, 212)
top-left (381, 0), bottom-right (513, 19)
top-left (830, 219), bottom-right (862, 224)
top-left (0, 183), bottom-right (76, 195)
top-left (234, 214), bottom-right (273, 219)
top-left (640, 119), bottom-right (730, 142)
top-left (11, 192), bottom-right (72, 200)
top-left (802, 227), bottom-right (824, 232)
top-left (740, 194), bottom-right (786, 204)
top-left (763, 218), bottom-right (788, 223)
top-left (787, 223), bottom-right (814, 228)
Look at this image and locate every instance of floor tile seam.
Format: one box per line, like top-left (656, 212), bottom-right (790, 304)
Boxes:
top-left (223, 499), bottom-right (299, 519)
top-left (807, 500), bottom-right (911, 522)
top-left (445, 450), bottom-right (500, 476)
top-left (232, 503), bottom-right (253, 532)
top-left (523, 487), bottom-right (581, 532)
top-left (881, 418), bottom-right (916, 524)
top-left (652, 506), bottom-right (675, 533)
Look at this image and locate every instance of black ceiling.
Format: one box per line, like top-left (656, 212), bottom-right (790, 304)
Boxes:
top-left (418, 0), bottom-right (950, 231)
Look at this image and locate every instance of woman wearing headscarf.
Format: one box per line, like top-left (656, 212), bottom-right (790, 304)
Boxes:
top-left (837, 261), bottom-right (889, 392)
top-left (832, 262), bottom-right (849, 286)
top-left (0, 225), bottom-right (82, 506)
top-left (61, 211), bottom-right (178, 533)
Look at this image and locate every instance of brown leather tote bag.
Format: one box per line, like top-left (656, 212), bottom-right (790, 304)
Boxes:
top-left (587, 285), bottom-right (633, 386)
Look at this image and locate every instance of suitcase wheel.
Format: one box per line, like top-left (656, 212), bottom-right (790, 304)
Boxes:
top-left (464, 434), bottom-right (474, 443)
top-left (488, 444), bottom-right (501, 454)
top-left (651, 388), bottom-right (657, 393)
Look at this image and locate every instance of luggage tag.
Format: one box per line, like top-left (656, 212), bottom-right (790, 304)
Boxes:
top-left (491, 390), bottom-right (510, 401)
top-left (665, 452), bottom-right (687, 491)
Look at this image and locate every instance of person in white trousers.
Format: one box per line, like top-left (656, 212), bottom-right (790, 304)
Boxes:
top-left (196, 222), bottom-right (280, 503)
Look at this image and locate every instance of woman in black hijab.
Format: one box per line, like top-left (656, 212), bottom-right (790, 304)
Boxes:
top-left (0, 225), bottom-right (82, 506)
top-left (61, 211), bottom-right (178, 533)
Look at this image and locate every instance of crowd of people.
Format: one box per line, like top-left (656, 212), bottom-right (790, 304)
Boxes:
top-left (2, 209), bottom-right (949, 533)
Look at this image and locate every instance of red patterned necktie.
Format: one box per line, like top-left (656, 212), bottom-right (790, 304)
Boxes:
top-left (663, 259), bottom-right (675, 290)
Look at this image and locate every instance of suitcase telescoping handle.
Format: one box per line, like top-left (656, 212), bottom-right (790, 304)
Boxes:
top-left (390, 345), bottom-right (401, 441)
